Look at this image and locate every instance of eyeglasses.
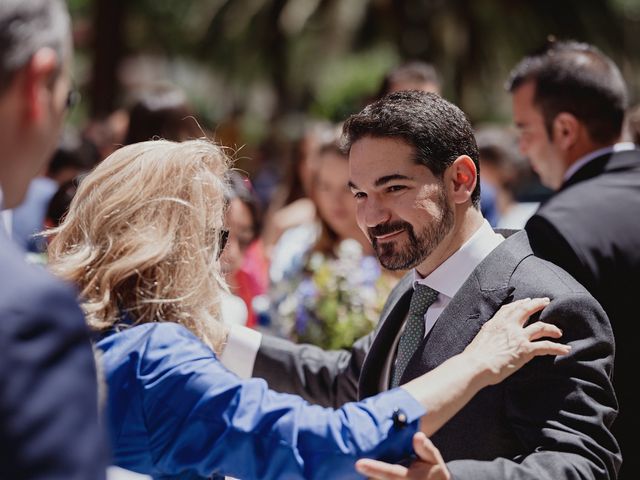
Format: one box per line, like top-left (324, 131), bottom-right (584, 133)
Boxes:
top-left (217, 229), bottom-right (229, 259)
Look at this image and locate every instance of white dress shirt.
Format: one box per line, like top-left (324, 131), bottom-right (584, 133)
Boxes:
top-left (563, 142), bottom-right (636, 183)
top-left (221, 220), bottom-right (504, 381)
top-left (378, 220), bottom-right (504, 389)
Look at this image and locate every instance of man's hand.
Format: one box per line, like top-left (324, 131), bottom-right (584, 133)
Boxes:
top-left (355, 433), bottom-right (450, 480)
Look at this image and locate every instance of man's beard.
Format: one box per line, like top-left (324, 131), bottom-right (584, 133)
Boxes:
top-left (368, 190), bottom-right (454, 271)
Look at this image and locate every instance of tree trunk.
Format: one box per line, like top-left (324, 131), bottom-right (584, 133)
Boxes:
top-left (89, 0), bottom-right (126, 117)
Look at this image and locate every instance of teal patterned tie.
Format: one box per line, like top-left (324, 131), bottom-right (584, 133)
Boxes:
top-left (391, 284), bottom-right (439, 388)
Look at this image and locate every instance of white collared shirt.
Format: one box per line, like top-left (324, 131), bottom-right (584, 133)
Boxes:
top-left (221, 220), bottom-right (504, 381)
top-left (563, 142), bottom-right (636, 183)
top-left (411, 220), bottom-right (504, 338)
top-left (377, 220), bottom-right (503, 389)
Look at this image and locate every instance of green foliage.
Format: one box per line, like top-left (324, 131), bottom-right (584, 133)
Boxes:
top-left (309, 45), bottom-right (398, 122)
top-left (72, 0), bottom-right (639, 130)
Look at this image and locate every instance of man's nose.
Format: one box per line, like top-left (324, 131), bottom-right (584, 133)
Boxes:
top-left (362, 199), bottom-right (391, 228)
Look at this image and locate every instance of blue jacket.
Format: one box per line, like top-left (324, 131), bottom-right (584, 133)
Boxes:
top-left (97, 322), bottom-right (425, 479)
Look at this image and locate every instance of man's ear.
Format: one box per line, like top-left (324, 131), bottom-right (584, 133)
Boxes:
top-left (447, 155), bottom-right (477, 205)
top-left (552, 112), bottom-right (580, 151)
top-left (22, 47), bottom-right (59, 122)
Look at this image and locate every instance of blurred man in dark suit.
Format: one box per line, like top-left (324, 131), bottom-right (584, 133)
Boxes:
top-left (508, 39), bottom-right (639, 478)
top-left (0, 1), bottom-right (107, 478)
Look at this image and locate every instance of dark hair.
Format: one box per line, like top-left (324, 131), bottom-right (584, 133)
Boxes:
top-left (0, 0), bottom-right (70, 92)
top-left (506, 40), bottom-right (628, 144)
top-left (225, 171), bottom-right (262, 239)
top-left (311, 127), bottom-right (348, 256)
top-left (46, 178), bottom-right (81, 228)
top-left (123, 85), bottom-right (201, 145)
top-left (342, 90), bottom-right (481, 207)
top-left (48, 130), bottom-right (101, 178)
top-left (475, 126), bottom-right (531, 196)
top-left (378, 61), bottom-right (441, 98)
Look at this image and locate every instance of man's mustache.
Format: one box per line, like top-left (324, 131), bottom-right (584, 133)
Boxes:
top-left (368, 221), bottom-right (412, 239)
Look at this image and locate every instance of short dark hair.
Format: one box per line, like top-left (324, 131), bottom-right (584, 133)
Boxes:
top-left (124, 85), bottom-right (201, 145)
top-left (225, 171), bottom-right (262, 239)
top-left (378, 61), bottom-right (441, 98)
top-left (48, 130), bottom-right (101, 178)
top-left (342, 90), bottom-right (481, 207)
top-left (0, 0), bottom-right (70, 92)
top-left (506, 40), bottom-right (628, 144)
top-left (475, 126), bottom-right (531, 196)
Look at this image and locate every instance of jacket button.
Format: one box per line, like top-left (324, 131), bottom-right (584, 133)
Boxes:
top-left (392, 408), bottom-right (408, 429)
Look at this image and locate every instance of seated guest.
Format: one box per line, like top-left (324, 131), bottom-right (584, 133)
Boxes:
top-left (47, 139), bottom-right (568, 480)
top-left (268, 132), bottom-right (399, 348)
top-left (220, 171), bottom-right (268, 327)
top-left (475, 125), bottom-right (539, 229)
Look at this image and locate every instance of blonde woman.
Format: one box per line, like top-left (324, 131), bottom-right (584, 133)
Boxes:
top-left (48, 139), bottom-right (569, 480)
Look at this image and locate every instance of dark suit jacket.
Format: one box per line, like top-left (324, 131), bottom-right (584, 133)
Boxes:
top-left (525, 148), bottom-right (640, 477)
top-left (255, 230), bottom-right (620, 479)
top-left (0, 230), bottom-right (108, 479)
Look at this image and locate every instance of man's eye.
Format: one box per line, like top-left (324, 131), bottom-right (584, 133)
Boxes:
top-left (387, 185), bottom-right (406, 193)
top-left (353, 191), bottom-right (366, 199)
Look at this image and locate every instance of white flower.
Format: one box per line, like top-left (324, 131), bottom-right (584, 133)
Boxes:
top-left (336, 238), bottom-right (363, 261)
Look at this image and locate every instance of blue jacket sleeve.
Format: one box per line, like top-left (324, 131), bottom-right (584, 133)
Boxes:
top-left (137, 324), bottom-right (424, 480)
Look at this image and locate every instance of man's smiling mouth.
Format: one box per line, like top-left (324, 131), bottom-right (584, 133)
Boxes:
top-left (375, 229), bottom-right (404, 240)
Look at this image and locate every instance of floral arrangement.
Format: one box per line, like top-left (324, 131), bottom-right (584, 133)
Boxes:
top-left (271, 239), bottom-right (397, 349)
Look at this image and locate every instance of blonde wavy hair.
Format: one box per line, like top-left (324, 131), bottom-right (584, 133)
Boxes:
top-left (48, 139), bottom-right (231, 351)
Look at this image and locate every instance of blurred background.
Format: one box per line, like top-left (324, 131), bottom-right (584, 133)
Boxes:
top-left (15, 0), bottom-right (640, 340)
top-left (68, 0), bottom-right (640, 166)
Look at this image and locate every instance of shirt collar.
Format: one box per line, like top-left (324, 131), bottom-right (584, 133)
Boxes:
top-left (563, 142), bottom-right (636, 182)
top-left (412, 220), bottom-right (504, 298)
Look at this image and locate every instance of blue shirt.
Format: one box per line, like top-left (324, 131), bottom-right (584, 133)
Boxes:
top-left (97, 322), bottom-right (425, 479)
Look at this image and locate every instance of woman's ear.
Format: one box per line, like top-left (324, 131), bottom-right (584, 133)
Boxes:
top-left (447, 155), bottom-right (477, 205)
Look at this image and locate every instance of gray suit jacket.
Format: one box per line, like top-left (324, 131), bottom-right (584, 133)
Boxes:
top-left (255, 231), bottom-right (620, 479)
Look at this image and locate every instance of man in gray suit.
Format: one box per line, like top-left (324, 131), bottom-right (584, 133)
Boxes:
top-left (220, 91), bottom-right (619, 479)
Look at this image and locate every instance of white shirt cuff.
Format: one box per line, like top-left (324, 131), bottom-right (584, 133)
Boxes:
top-left (219, 324), bottom-right (262, 379)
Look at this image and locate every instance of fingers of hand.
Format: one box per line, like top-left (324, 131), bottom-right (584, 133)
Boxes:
top-left (413, 432), bottom-right (446, 470)
top-left (523, 321), bottom-right (562, 340)
top-left (494, 297), bottom-right (550, 327)
top-left (356, 459), bottom-right (408, 479)
top-left (412, 433), bottom-right (439, 465)
top-left (514, 297), bottom-right (550, 325)
top-left (526, 339), bottom-right (571, 357)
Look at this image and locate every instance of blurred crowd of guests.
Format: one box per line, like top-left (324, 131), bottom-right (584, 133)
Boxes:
top-left (7, 38), bottom-right (640, 389)
top-left (7, 53), bottom-right (640, 358)
top-left (3, 1), bottom-right (640, 478)
top-left (6, 59), bottom-right (565, 348)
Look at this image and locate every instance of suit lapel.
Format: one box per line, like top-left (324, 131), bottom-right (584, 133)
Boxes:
top-left (402, 282), bottom-right (514, 382)
top-left (358, 273), bottom-right (413, 399)
top-left (401, 231), bottom-right (531, 382)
